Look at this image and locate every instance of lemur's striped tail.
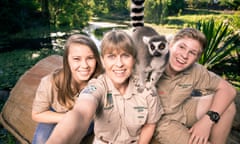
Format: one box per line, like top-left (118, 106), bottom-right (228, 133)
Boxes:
top-left (130, 0), bottom-right (145, 27)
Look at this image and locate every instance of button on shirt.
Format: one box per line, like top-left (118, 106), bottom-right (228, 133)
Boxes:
top-left (157, 63), bottom-right (220, 124)
top-left (78, 74), bottom-right (163, 144)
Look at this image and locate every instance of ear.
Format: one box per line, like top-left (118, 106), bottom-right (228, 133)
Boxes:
top-left (166, 34), bottom-right (174, 43)
top-left (143, 36), bottom-right (150, 44)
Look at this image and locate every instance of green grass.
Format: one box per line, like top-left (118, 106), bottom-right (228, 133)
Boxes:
top-left (164, 9), bottom-right (240, 31)
top-left (0, 48), bottom-right (62, 90)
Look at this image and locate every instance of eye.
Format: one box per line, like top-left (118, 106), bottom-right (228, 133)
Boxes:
top-left (189, 51), bottom-right (197, 56)
top-left (86, 56), bottom-right (95, 61)
top-left (73, 57), bottom-right (80, 61)
top-left (150, 44), bottom-right (155, 50)
top-left (159, 43), bottom-right (166, 50)
top-left (179, 45), bottom-right (184, 49)
top-left (122, 53), bottom-right (131, 58)
top-left (106, 54), bottom-right (116, 59)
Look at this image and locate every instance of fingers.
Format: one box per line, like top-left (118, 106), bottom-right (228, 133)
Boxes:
top-left (189, 134), bottom-right (209, 144)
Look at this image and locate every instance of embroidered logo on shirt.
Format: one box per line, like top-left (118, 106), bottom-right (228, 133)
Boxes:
top-left (134, 106), bottom-right (146, 112)
top-left (104, 91), bottom-right (114, 109)
top-left (81, 85), bottom-right (97, 94)
top-left (178, 83), bottom-right (192, 88)
top-left (133, 106), bottom-right (147, 119)
top-left (158, 91), bottom-right (165, 95)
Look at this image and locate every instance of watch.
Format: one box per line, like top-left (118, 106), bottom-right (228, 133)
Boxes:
top-left (206, 110), bottom-right (220, 123)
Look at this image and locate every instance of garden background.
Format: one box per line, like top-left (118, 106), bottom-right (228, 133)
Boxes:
top-left (0, 0), bottom-right (239, 143)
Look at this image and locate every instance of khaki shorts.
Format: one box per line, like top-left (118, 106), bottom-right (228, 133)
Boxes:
top-left (153, 98), bottom-right (198, 144)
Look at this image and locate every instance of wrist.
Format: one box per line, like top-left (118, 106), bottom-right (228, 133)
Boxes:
top-left (206, 110), bottom-right (220, 124)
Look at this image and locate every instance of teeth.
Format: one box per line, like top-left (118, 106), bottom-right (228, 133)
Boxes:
top-left (114, 70), bottom-right (124, 74)
top-left (78, 71), bottom-right (89, 75)
top-left (176, 58), bottom-right (185, 64)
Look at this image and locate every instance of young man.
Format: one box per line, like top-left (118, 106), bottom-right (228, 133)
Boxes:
top-left (154, 28), bottom-right (236, 144)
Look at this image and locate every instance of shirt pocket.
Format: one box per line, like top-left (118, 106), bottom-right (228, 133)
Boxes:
top-left (124, 106), bottom-right (148, 136)
top-left (170, 83), bottom-right (193, 107)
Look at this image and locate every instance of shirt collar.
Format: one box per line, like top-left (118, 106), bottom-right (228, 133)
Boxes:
top-left (104, 74), bottom-right (137, 99)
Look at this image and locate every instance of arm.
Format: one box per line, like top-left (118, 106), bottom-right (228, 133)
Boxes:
top-left (32, 110), bottom-right (65, 123)
top-left (32, 75), bottom-right (64, 123)
top-left (46, 98), bottom-right (97, 144)
top-left (206, 78), bottom-right (236, 115)
top-left (189, 78), bottom-right (237, 144)
top-left (138, 123), bottom-right (156, 144)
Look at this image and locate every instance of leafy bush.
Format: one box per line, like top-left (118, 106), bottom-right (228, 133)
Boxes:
top-left (0, 48), bottom-right (63, 90)
top-left (196, 18), bottom-right (240, 87)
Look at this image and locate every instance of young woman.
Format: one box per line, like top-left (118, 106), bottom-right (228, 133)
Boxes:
top-left (154, 28), bottom-right (236, 144)
top-left (46, 30), bottom-right (163, 144)
top-left (31, 34), bottom-right (104, 144)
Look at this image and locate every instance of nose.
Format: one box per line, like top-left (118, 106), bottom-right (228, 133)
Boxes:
top-left (80, 59), bottom-right (89, 68)
top-left (181, 50), bottom-right (189, 59)
top-left (115, 56), bottom-right (123, 67)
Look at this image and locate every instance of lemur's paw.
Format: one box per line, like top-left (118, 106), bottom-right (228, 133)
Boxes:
top-left (145, 67), bottom-right (152, 73)
top-left (145, 82), bottom-right (152, 89)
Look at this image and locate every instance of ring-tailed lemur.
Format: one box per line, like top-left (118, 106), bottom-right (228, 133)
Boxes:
top-left (130, 0), bottom-right (170, 94)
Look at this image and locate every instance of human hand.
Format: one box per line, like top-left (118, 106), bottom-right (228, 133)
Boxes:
top-left (188, 115), bottom-right (213, 144)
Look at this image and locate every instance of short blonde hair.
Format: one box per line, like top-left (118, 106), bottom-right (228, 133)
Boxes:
top-left (100, 30), bottom-right (137, 59)
top-left (172, 28), bottom-right (207, 53)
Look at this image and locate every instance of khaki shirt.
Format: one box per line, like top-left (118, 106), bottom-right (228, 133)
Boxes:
top-left (79, 74), bottom-right (163, 143)
top-left (32, 74), bottom-right (73, 113)
top-left (157, 63), bottom-right (220, 124)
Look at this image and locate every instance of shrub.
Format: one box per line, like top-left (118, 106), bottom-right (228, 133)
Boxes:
top-left (196, 18), bottom-right (240, 87)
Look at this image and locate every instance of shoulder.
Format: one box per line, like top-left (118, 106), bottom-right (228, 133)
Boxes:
top-left (88, 74), bottom-right (107, 86)
top-left (185, 63), bottom-right (216, 77)
top-left (82, 74), bottom-right (108, 95)
top-left (38, 74), bottom-right (53, 87)
top-left (188, 63), bottom-right (221, 89)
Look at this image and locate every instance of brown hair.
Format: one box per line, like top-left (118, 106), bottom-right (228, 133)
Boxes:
top-left (100, 30), bottom-right (137, 59)
top-left (53, 34), bottom-right (104, 109)
top-left (172, 28), bottom-right (207, 53)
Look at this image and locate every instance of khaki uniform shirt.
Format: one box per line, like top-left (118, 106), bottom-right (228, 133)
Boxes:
top-left (157, 63), bottom-right (220, 124)
top-left (79, 74), bottom-right (163, 144)
top-left (32, 74), bottom-right (75, 113)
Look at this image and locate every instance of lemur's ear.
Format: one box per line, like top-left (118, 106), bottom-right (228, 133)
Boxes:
top-left (142, 36), bottom-right (150, 44)
top-left (166, 34), bottom-right (174, 43)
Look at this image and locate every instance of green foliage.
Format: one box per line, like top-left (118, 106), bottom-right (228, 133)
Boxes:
top-left (0, 48), bottom-right (63, 90)
top-left (220, 0), bottom-right (240, 10)
top-left (0, 0), bottom-right (42, 34)
top-left (144, 0), bottom-right (185, 24)
top-left (48, 0), bottom-right (92, 28)
top-left (167, 0), bottom-right (185, 15)
top-left (145, 0), bottom-right (169, 24)
top-left (0, 126), bottom-right (16, 144)
top-left (92, 0), bottom-right (109, 15)
top-left (196, 18), bottom-right (240, 87)
top-left (166, 10), bottom-right (239, 30)
top-left (92, 0), bottom-right (128, 19)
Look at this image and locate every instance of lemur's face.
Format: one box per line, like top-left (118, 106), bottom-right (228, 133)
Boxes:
top-left (143, 36), bottom-right (168, 57)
